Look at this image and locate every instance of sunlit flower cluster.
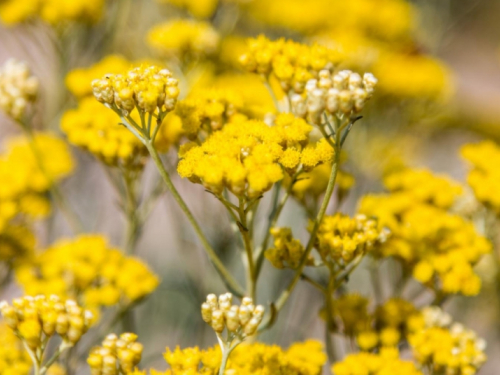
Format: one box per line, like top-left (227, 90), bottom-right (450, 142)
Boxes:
top-left (88, 333), bottom-right (143, 375)
top-left (92, 65), bottom-right (179, 116)
top-left (409, 306), bottom-right (487, 375)
top-left (0, 323), bottom-right (31, 375)
top-left (201, 293), bottom-right (264, 337)
top-left (0, 59), bottom-right (39, 120)
top-left (0, 295), bottom-right (94, 350)
top-left (154, 340), bottom-right (326, 374)
top-left (292, 69), bottom-right (377, 124)
top-left (147, 20), bottom-right (220, 62)
top-left (265, 227), bottom-right (312, 269)
top-left (240, 36), bottom-right (342, 93)
top-left (332, 348), bottom-right (423, 375)
top-left (177, 114), bottom-right (334, 197)
top-left (315, 213), bottom-right (388, 264)
top-left (16, 235), bottom-right (159, 309)
top-left (175, 89), bottom-right (244, 138)
top-left (0, 0), bottom-right (105, 26)
top-left (462, 140), bottom-right (500, 215)
top-left (359, 167), bottom-right (491, 296)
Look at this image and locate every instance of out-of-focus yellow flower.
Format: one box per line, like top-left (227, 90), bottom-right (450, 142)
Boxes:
top-left (0, 323), bottom-right (31, 375)
top-left (0, 59), bottom-right (39, 120)
top-left (359, 167), bottom-right (491, 296)
top-left (147, 20), bottom-right (220, 62)
top-left (0, 0), bottom-right (105, 26)
top-left (332, 348), bottom-right (423, 375)
top-left (15, 234), bottom-right (159, 309)
top-left (265, 227), bottom-right (313, 269)
top-left (156, 0), bottom-right (218, 19)
top-left (462, 140), bottom-right (500, 215)
top-left (409, 306), bottom-right (487, 375)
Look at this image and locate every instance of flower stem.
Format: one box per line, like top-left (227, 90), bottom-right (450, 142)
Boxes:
top-left (237, 197), bottom-right (256, 300)
top-left (144, 140), bottom-right (245, 297)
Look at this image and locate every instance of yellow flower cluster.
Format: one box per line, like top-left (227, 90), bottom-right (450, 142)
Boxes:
top-left (16, 235), bottom-right (159, 309)
top-left (147, 20), bottom-right (220, 62)
top-left (315, 213), bottom-right (388, 264)
top-left (330, 294), bottom-right (419, 351)
top-left (175, 89), bottom-right (244, 138)
top-left (88, 333), bottom-right (143, 375)
top-left (0, 295), bottom-right (94, 349)
top-left (462, 140), bottom-right (500, 215)
top-left (201, 293), bottom-right (264, 337)
top-left (0, 0), bottom-right (105, 26)
top-left (155, 340), bottom-right (326, 374)
top-left (0, 224), bottom-right (35, 263)
top-left (265, 227), bottom-right (313, 269)
top-left (156, 0), bottom-right (218, 19)
top-left (0, 133), bottom-right (74, 230)
top-left (240, 36), bottom-right (341, 93)
top-left (332, 348), bottom-right (423, 375)
top-left (0, 59), bottom-right (39, 120)
top-left (409, 307), bottom-right (487, 375)
top-left (0, 323), bottom-right (31, 375)
top-left (178, 114), bottom-right (333, 196)
top-left (92, 65), bottom-right (179, 115)
top-left (292, 69), bottom-right (377, 123)
top-left (359, 168), bottom-right (491, 296)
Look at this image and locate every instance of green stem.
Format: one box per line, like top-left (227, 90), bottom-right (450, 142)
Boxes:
top-left (144, 140), bottom-right (245, 297)
top-left (238, 196), bottom-right (256, 300)
top-left (122, 169), bottom-right (140, 254)
top-left (324, 265), bottom-right (336, 363)
top-left (40, 342), bottom-right (71, 375)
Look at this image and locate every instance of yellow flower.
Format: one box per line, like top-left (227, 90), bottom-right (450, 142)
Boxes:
top-left (0, 323), bottom-right (32, 375)
top-left (156, 0), bottom-right (218, 19)
top-left (265, 227), bottom-right (312, 269)
top-left (88, 333), bottom-right (143, 374)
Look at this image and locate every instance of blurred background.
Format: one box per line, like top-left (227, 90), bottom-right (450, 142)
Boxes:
top-left (1, 0), bottom-right (500, 373)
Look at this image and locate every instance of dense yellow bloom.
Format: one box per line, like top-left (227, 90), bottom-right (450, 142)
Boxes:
top-left (315, 213), bottom-right (388, 264)
top-left (359, 167), bottom-right (490, 296)
top-left (0, 0), bottom-right (105, 26)
top-left (240, 36), bottom-right (342, 93)
top-left (0, 323), bottom-right (31, 375)
top-left (332, 348), bottom-right (423, 375)
top-left (178, 114), bottom-right (332, 197)
top-left (0, 133), bottom-right (73, 230)
top-left (156, 0), bottom-right (218, 19)
top-left (175, 89), bottom-right (244, 138)
top-left (0, 295), bottom-right (95, 349)
top-left (156, 340), bottom-right (326, 374)
top-left (147, 20), bottom-right (220, 62)
top-left (265, 227), bottom-right (313, 269)
top-left (462, 140), bottom-right (500, 215)
top-left (16, 235), bottom-right (159, 309)
top-left (88, 333), bottom-right (143, 375)
top-left (92, 65), bottom-right (179, 129)
top-left (409, 307), bottom-right (487, 375)
top-left (0, 59), bottom-right (39, 120)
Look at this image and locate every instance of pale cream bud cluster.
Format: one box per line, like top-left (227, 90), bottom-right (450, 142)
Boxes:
top-left (201, 293), bottom-right (264, 337)
top-left (87, 333), bottom-right (143, 375)
top-left (91, 66), bottom-right (180, 116)
top-left (291, 70), bottom-right (377, 124)
top-left (0, 59), bottom-right (39, 120)
top-left (0, 295), bottom-right (94, 350)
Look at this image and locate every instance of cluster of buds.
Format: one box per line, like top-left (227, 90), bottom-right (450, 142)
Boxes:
top-left (0, 295), bottom-right (94, 350)
top-left (201, 293), bottom-right (264, 338)
top-left (316, 213), bottom-right (389, 264)
top-left (92, 66), bottom-right (180, 116)
top-left (291, 70), bottom-right (377, 124)
top-left (0, 59), bottom-right (39, 120)
top-left (265, 227), bottom-right (314, 269)
top-left (87, 333), bottom-right (143, 375)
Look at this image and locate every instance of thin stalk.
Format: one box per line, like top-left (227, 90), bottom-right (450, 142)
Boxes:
top-left (324, 265), bottom-right (337, 363)
top-left (262, 78), bottom-right (280, 113)
top-left (40, 342), bottom-right (71, 375)
top-left (144, 140), bottom-right (245, 297)
top-left (122, 169), bottom-right (140, 254)
top-left (300, 273), bottom-right (325, 293)
top-left (238, 196), bottom-right (256, 300)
